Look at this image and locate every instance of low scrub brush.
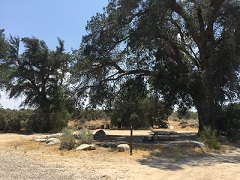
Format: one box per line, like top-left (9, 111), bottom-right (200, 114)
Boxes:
top-left (76, 128), bottom-right (93, 144)
top-left (60, 128), bottom-right (76, 150)
top-left (199, 126), bottom-right (221, 150)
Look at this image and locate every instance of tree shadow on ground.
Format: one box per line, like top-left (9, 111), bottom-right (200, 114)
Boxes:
top-left (138, 148), bottom-right (240, 171)
top-left (94, 132), bottom-right (240, 171)
top-left (94, 135), bottom-right (144, 148)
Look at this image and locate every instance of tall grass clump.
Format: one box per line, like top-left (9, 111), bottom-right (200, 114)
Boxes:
top-left (60, 128), bottom-right (76, 150)
top-left (76, 128), bottom-right (93, 144)
top-left (199, 126), bottom-right (221, 150)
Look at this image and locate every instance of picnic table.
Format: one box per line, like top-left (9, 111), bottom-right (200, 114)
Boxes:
top-left (150, 130), bottom-right (178, 141)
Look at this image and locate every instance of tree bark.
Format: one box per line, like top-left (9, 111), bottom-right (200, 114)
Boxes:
top-left (193, 79), bottom-right (221, 133)
top-left (41, 105), bottom-right (52, 132)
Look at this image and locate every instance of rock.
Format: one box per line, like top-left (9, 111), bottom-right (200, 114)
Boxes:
top-left (162, 143), bottom-right (174, 150)
top-left (95, 130), bottom-right (106, 137)
top-left (181, 124), bottom-right (187, 128)
top-left (189, 122), bottom-right (199, 128)
top-left (117, 144), bottom-right (130, 152)
top-left (76, 144), bottom-right (96, 151)
top-left (189, 140), bottom-right (205, 148)
top-left (46, 138), bottom-right (60, 145)
top-left (168, 125), bottom-right (174, 130)
top-left (179, 121), bottom-right (188, 128)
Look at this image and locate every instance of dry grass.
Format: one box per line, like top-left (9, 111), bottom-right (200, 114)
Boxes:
top-left (168, 120), bottom-right (198, 132)
top-left (133, 142), bottom-right (206, 160)
top-left (69, 119), bottom-right (110, 129)
top-left (0, 137), bottom-right (206, 162)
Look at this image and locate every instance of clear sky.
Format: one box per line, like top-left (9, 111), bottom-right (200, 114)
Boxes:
top-left (0, 0), bottom-right (109, 109)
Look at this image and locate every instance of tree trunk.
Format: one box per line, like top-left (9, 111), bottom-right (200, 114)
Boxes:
top-left (193, 83), bottom-right (221, 133)
top-left (42, 106), bottom-right (52, 132)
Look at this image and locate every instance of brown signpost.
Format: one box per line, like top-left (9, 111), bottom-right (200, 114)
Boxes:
top-left (130, 126), bottom-right (133, 155)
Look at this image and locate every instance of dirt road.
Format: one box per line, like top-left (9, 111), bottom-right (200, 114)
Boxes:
top-left (0, 133), bottom-right (239, 180)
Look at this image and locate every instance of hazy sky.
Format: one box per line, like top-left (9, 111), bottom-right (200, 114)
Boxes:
top-left (0, 0), bottom-right (108, 109)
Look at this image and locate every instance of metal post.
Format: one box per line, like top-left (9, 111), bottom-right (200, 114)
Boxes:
top-left (130, 126), bottom-right (133, 155)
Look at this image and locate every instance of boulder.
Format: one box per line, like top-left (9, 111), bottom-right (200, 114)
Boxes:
top-left (95, 130), bottom-right (106, 137)
top-left (76, 144), bottom-right (96, 151)
top-left (117, 144), bottom-right (130, 152)
top-left (46, 138), bottom-right (60, 145)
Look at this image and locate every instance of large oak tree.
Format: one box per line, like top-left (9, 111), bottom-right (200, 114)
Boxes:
top-left (73, 0), bottom-right (240, 132)
top-left (1, 37), bottom-right (71, 131)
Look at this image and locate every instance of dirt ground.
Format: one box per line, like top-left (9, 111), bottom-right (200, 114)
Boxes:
top-left (0, 128), bottom-right (240, 180)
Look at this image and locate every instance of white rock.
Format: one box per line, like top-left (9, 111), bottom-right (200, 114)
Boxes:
top-left (46, 138), bottom-right (60, 145)
top-left (117, 144), bottom-right (130, 152)
top-left (189, 140), bottom-right (205, 148)
top-left (168, 125), bottom-right (174, 130)
top-left (76, 144), bottom-right (96, 151)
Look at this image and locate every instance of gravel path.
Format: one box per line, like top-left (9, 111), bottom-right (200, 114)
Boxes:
top-left (0, 150), bottom-right (105, 180)
top-left (0, 151), bottom-right (73, 179)
top-left (0, 143), bottom-right (130, 180)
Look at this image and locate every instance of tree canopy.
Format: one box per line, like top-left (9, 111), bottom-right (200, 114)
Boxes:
top-left (73, 0), bottom-right (240, 132)
top-left (0, 36), bottom-right (72, 131)
top-left (0, 29), bottom-right (10, 90)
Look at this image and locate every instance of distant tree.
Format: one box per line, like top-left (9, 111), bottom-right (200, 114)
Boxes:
top-left (1, 37), bottom-right (72, 131)
top-left (0, 29), bottom-right (10, 90)
top-left (0, 113), bottom-right (5, 130)
top-left (0, 29), bottom-right (8, 60)
top-left (73, 0), bottom-right (240, 132)
top-left (141, 95), bottom-right (173, 128)
top-left (111, 76), bottom-right (148, 128)
top-left (110, 78), bottom-right (172, 128)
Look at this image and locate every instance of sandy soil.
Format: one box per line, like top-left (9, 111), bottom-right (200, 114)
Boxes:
top-left (0, 131), bottom-right (240, 180)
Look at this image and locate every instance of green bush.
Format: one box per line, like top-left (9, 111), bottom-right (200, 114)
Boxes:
top-left (60, 128), bottom-right (76, 150)
top-left (7, 117), bottom-right (21, 131)
top-left (199, 126), bottom-right (221, 150)
top-left (26, 110), bottom-right (44, 132)
top-left (51, 109), bottom-right (70, 131)
top-left (76, 128), bottom-right (93, 144)
top-left (220, 103), bottom-right (240, 140)
top-left (0, 114), bottom-right (5, 130)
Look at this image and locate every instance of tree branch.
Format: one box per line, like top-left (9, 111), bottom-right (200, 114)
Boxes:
top-left (168, 0), bottom-right (200, 45)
